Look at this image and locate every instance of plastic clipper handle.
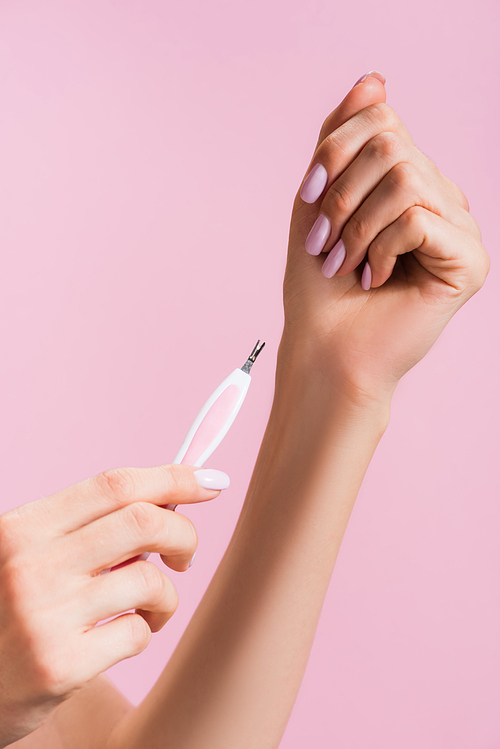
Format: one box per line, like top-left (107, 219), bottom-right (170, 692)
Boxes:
top-left (174, 368), bottom-right (250, 467)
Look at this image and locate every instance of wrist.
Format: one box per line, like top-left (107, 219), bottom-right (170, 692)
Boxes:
top-left (240, 333), bottom-right (392, 540)
top-left (277, 331), bottom-right (396, 419)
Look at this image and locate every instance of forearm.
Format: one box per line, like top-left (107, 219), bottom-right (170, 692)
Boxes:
top-left (108, 345), bottom-right (392, 749)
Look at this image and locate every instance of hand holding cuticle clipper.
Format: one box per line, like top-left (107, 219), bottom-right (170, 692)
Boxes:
top-left (104, 340), bottom-right (265, 573)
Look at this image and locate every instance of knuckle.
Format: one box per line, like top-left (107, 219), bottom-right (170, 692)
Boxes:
top-left (443, 174), bottom-right (470, 212)
top-left (160, 463), bottom-right (183, 496)
top-left (0, 562), bottom-right (77, 699)
top-left (387, 161), bottom-right (415, 192)
top-left (368, 236), bottom-right (385, 260)
top-left (0, 555), bottom-right (42, 624)
top-left (404, 205), bottom-right (426, 232)
top-left (123, 502), bottom-right (161, 543)
top-left (134, 561), bottom-right (164, 601)
top-left (460, 191), bottom-right (470, 212)
top-left (160, 579), bottom-right (179, 619)
top-left (364, 102), bottom-right (398, 131)
top-left (34, 648), bottom-right (73, 697)
top-left (344, 211), bottom-right (371, 244)
top-left (168, 586), bottom-right (180, 617)
top-left (324, 182), bottom-right (352, 216)
top-left (144, 583), bottom-right (179, 626)
top-left (95, 467), bottom-right (137, 506)
top-left (370, 131), bottom-right (405, 162)
top-left (127, 614), bottom-right (151, 652)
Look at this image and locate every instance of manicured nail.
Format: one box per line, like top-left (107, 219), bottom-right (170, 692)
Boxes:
top-left (300, 163), bottom-right (328, 204)
top-left (188, 550), bottom-right (197, 568)
top-left (353, 70), bottom-right (386, 87)
top-left (305, 214), bottom-right (331, 255)
top-left (194, 469), bottom-right (230, 490)
top-left (361, 261), bottom-right (372, 290)
top-left (321, 239), bottom-right (346, 278)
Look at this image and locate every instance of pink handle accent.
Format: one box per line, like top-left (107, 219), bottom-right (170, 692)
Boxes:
top-left (181, 384), bottom-right (241, 466)
top-left (163, 384), bottom-right (241, 514)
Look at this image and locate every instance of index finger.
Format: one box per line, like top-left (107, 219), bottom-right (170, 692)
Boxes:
top-left (30, 464), bottom-right (226, 536)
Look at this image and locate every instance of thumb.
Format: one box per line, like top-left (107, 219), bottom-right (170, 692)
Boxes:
top-left (315, 70), bottom-right (387, 148)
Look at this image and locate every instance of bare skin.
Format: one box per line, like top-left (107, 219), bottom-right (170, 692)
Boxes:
top-left (3, 73), bottom-right (489, 748)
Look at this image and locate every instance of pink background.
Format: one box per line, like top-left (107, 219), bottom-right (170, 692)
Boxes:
top-left (1, 1), bottom-right (499, 746)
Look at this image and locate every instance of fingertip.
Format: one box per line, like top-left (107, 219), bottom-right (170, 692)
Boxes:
top-left (353, 70), bottom-right (386, 87)
top-left (346, 73), bottom-right (387, 105)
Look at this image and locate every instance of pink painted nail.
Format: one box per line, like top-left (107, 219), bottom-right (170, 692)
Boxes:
top-left (361, 261), bottom-right (372, 290)
top-left (300, 163), bottom-right (328, 204)
top-left (353, 70), bottom-right (386, 87)
top-left (194, 469), bottom-right (230, 490)
top-left (321, 239), bottom-right (346, 278)
top-left (305, 214), bottom-right (331, 255)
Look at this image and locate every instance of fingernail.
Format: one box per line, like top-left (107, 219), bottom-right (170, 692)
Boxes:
top-left (361, 261), bottom-right (372, 290)
top-left (321, 239), bottom-right (346, 278)
top-left (194, 469), bottom-right (230, 490)
top-left (188, 550), bottom-right (197, 568)
top-left (300, 163), bottom-right (328, 204)
top-left (353, 70), bottom-right (387, 87)
top-left (305, 214), bottom-right (331, 255)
